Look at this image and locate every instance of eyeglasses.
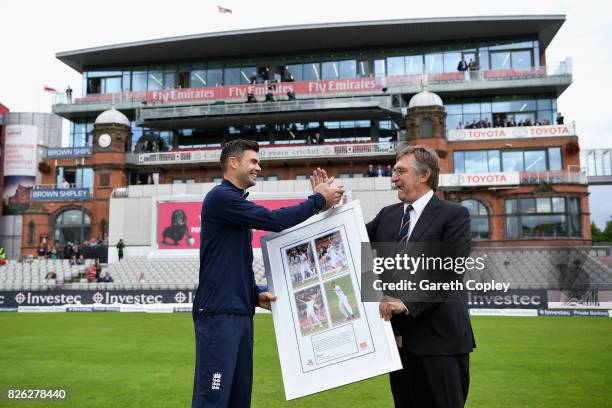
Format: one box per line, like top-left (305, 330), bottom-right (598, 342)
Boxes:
top-left (391, 166), bottom-right (415, 176)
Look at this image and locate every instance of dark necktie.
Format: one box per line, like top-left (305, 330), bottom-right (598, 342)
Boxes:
top-left (398, 204), bottom-right (413, 242)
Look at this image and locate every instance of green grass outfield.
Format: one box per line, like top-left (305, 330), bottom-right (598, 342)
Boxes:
top-left (0, 313), bottom-right (610, 407)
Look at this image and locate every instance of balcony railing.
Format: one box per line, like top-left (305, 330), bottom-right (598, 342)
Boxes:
top-left (137, 95), bottom-right (395, 122)
top-left (52, 60), bottom-right (572, 107)
top-left (519, 170), bottom-right (587, 185)
top-left (125, 142), bottom-right (398, 165)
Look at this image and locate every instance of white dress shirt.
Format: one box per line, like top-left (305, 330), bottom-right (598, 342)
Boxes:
top-left (402, 190), bottom-right (434, 241)
top-left (398, 189), bottom-right (434, 317)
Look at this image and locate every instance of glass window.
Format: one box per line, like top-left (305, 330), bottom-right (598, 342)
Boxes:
top-left (374, 59), bottom-right (386, 77)
top-left (303, 63), bottom-right (320, 81)
top-left (405, 55), bottom-right (423, 75)
top-left (224, 68), bottom-right (241, 85)
top-left (463, 103), bottom-right (480, 114)
top-left (447, 115), bottom-right (462, 131)
top-left (132, 70), bottom-right (147, 92)
top-left (488, 150), bottom-right (501, 172)
top-left (502, 151), bottom-right (524, 172)
top-left (520, 198), bottom-right (536, 214)
top-left (454, 151), bottom-right (465, 173)
top-left (478, 50), bottom-right (490, 70)
top-left (505, 197), bottom-right (581, 238)
top-left (552, 197), bottom-right (565, 213)
top-left (425, 53), bottom-right (444, 73)
top-left (190, 70), bottom-right (207, 87)
top-left (548, 147), bottom-right (562, 170)
top-left (446, 104), bottom-right (462, 114)
top-left (524, 150), bottom-right (547, 171)
top-left (147, 71), bottom-right (163, 90)
top-left (421, 119), bottom-right (433, 137)
top-left (537, 98), bottom-right (552, 110)
top-left (339, 60), bottom-right (356, 79)
top-left (464, 151), bottom-right (489, 173)
top-left (322, 61), bottom-right (339, 80)
top-left (103, 77), bottom-right (122, 93)
top-left (536, 198), bottom-right (551, 213)
top-left (506, 216), bottom-right (519, 239)
top-left (444, 52), bottom-right (462, 72)
top-left (505, 199), bottom-right (517, 214)
top-left (521, 215), bottom-right (567, 237)
top-left (491, 51), bottom-right (511, 69)
top-left (511, 50), bottom-right (532, 69)
top-left (162, 72), bottom-right (174, 89)
top-left (357, 60), bottom-right (370, 78)
top-left (241, 67), bottom-right (256, 84)
top-left (54, 209), bottom-right (91, 245)
top-left (207, 69), bottom-right (223, 87)
top-left (286, 64), bottom-right (302, 82)
top-left (387, 56), bottom-right (405, 76)
top-left (122, 72), bottom-right (131, 92)
top-left (461, 199), bottom-right (490, 239)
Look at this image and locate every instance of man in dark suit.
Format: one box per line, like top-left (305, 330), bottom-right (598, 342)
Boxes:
top-left (366, 145), bottom-right (475, 408)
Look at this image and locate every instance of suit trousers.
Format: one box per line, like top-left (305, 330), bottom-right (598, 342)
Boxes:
top-left (390, 347), bottom-right (470, 408)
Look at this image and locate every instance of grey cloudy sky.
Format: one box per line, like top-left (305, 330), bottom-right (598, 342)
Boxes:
top-left (0, 0), bottom-right (610, 149)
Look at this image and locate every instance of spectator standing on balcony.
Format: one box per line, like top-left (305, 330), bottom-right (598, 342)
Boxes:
top-left (246, 92), bottom-right (257, 103)
top-left (66, 86), bottom-right (72, 103)
top-left (376, 164), bottom-right (385, 177)
top-left (385, 164), bottom-right (393, 177)
top-left (37, 245), bottom-right (47, 258)
top-left (116, 239), bottom-right (125, 261)
top-left (366, 164), bottom-right (376, 177)
top-left (314, 132), bottom-right (324, 145)
top-left (468, 58), bottom-right (479, 80)
top-left (265, 85), bottom-right (275, 102)
top-left (457, 58), bottom-right (468, 72)
top-left (556, 112), bottom-right (564, 125)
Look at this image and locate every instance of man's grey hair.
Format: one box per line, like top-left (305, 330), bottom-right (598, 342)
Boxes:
top-left (396, 145), bottom-right (440, 190)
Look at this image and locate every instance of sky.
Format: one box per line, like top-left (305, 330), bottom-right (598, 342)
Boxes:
top-left (1, 0), bottom-right (610, 149)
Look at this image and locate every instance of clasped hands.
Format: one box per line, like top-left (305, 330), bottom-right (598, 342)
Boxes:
top-left (310, 168), bottom-right (346, 210)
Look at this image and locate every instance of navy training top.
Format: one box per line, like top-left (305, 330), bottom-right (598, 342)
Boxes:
top-left (192, 179), bottom-right (325, 320)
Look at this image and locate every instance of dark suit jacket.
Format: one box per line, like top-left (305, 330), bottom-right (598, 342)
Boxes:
top-left (366, 193), bottom-right (475, 355)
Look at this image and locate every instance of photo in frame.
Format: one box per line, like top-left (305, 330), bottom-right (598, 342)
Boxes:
top-left (261, 200), bottom-right (402, 400)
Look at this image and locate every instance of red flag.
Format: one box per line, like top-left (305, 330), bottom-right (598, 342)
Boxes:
top-left (43, 85), bottom-right (57, 93)
top-left (217, 5), bottom-right (232, 13)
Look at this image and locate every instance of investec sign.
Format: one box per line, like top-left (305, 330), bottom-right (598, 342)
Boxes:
top-left (439, 172), bottom-right (520, 187)
top-left (4, 290), bottom-right (195, 307)
top-left (447, 124), bottom-right (575, 141)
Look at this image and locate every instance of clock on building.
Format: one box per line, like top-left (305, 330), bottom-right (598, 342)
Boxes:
top-left (98, 133), bottom-right (112, 148)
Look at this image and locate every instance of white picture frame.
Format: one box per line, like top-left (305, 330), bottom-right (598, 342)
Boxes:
top-left (261, 200), bottom-right (402, 400)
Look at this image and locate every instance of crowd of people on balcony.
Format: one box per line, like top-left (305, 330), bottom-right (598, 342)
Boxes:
top-left (457, 112), bottom-right (565, 130)
top-left (365, 164), bottom-right (393, 177)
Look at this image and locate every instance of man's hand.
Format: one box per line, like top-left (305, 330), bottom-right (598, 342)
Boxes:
top-left (258, 292), bottom-right (277, 310)
top-left (310, 168), bottom-right (329, 191)
top-left (312, 169), bottom-right (345, 211)
top-left (379, 300), bottom-right (407, 321)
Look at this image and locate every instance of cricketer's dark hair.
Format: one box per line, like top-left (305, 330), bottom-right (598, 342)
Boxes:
top-left (220, 139), bottom-right (260, 172)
